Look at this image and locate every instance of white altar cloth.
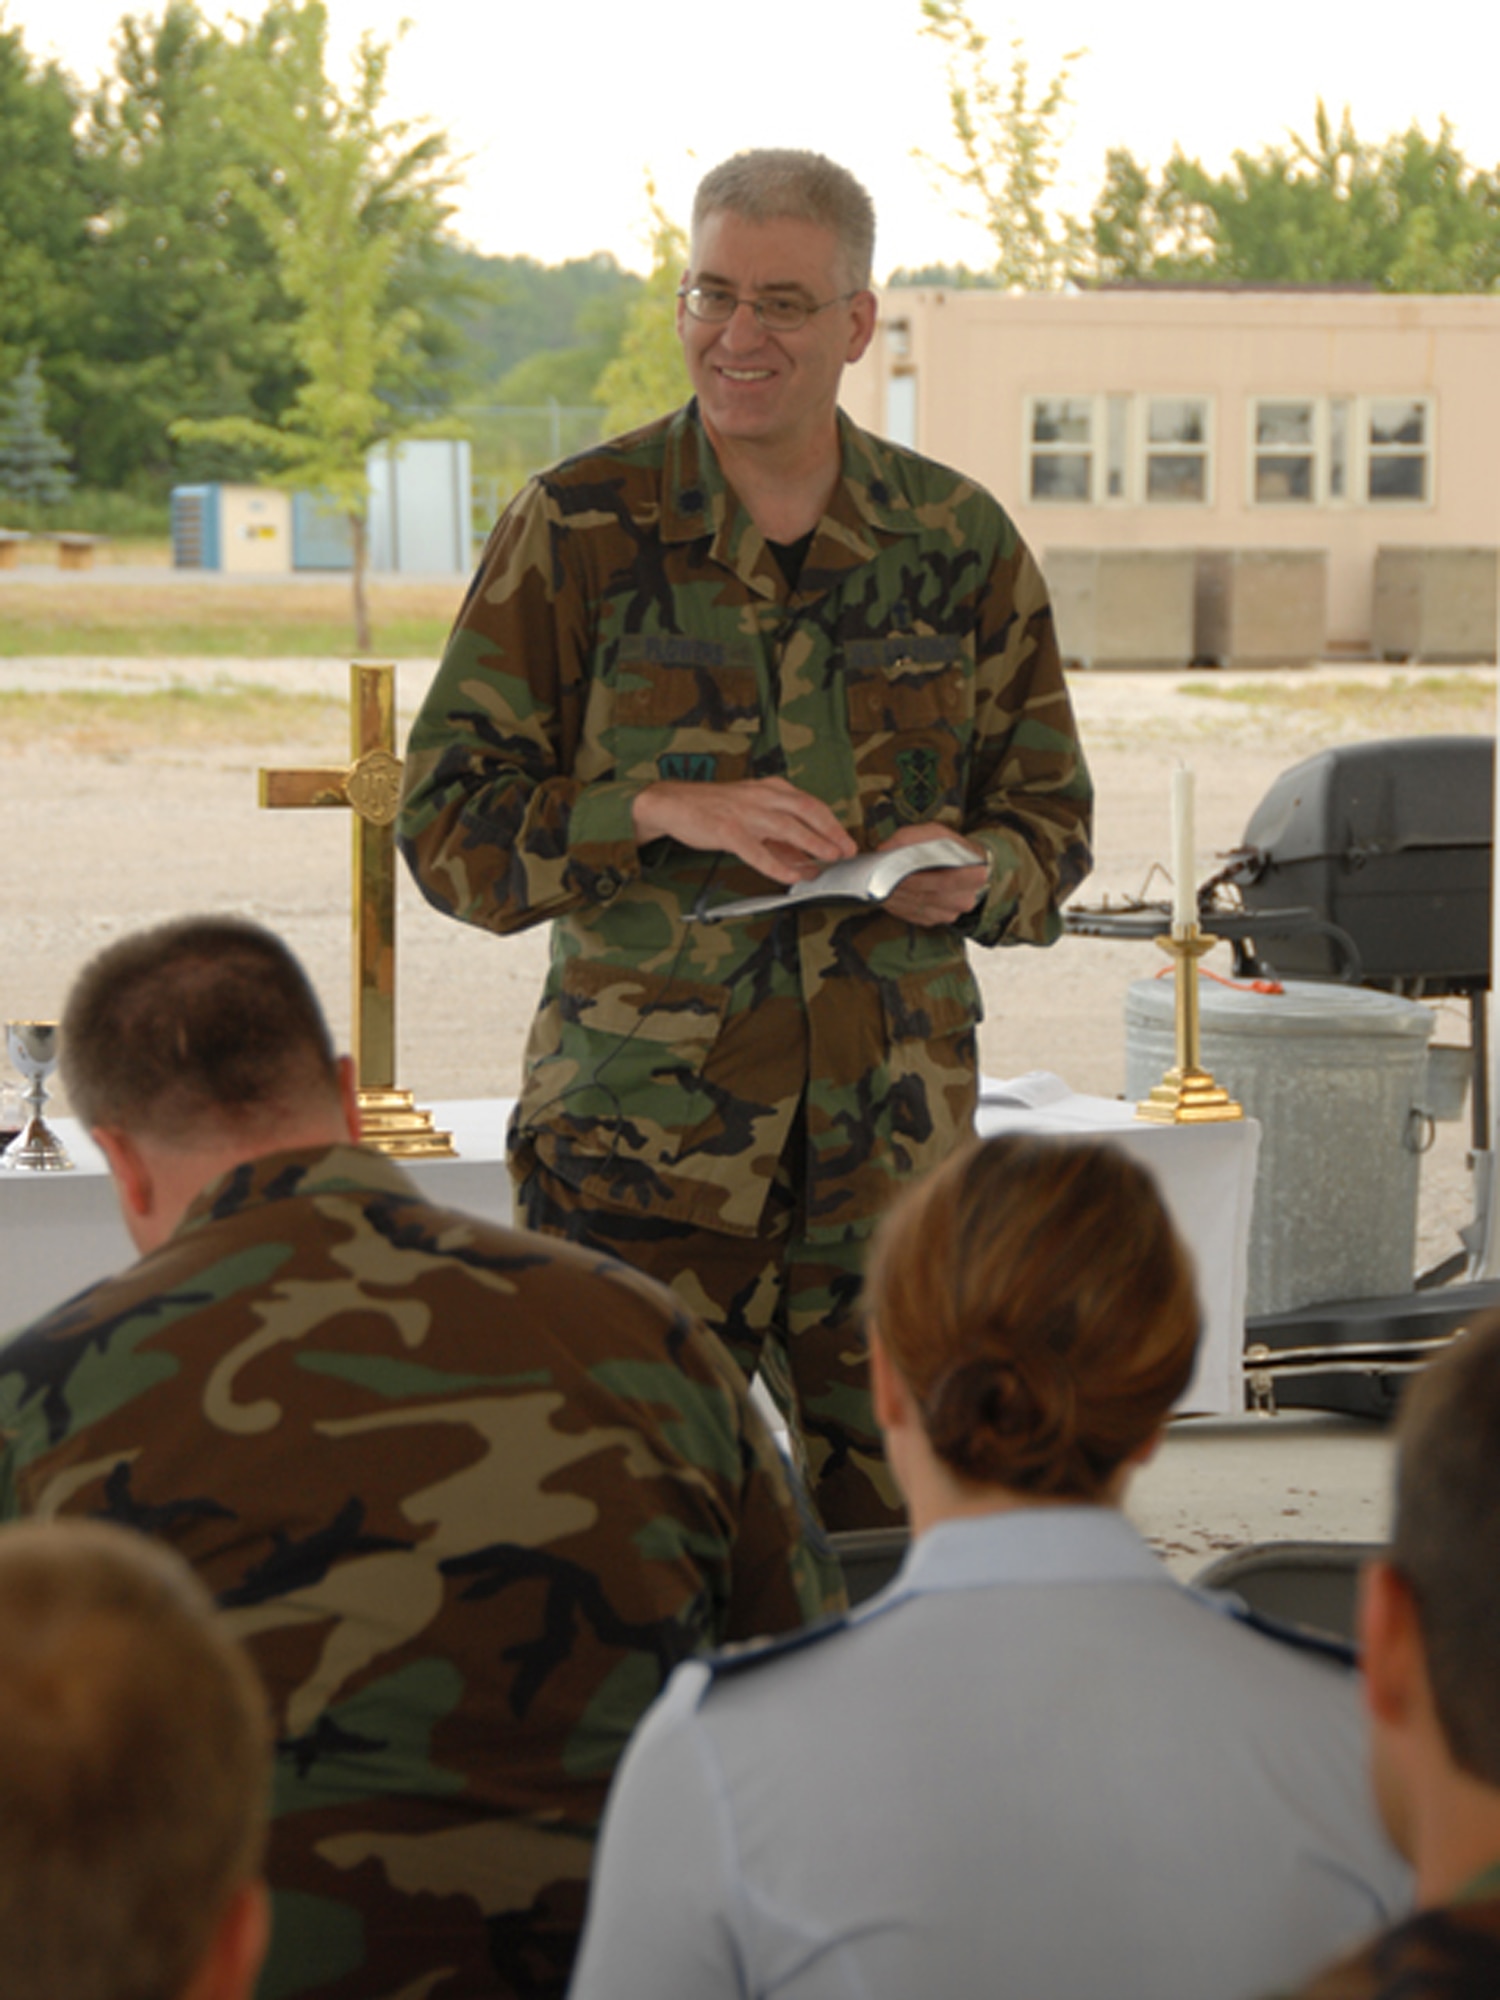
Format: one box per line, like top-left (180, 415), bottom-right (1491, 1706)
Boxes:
top-left (1, 1082), bottom-right (1257, 1414)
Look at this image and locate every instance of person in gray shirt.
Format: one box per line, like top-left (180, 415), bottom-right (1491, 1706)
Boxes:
top-left (569, 1133), bottom-right (1409, 2000)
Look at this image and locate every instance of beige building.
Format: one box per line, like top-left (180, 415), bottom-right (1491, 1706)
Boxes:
top-left (840, 288), bottom-right (1500, 661)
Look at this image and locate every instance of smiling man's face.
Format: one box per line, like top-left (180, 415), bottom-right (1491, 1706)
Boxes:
top-left (677, 209), bottom-right (875, 463)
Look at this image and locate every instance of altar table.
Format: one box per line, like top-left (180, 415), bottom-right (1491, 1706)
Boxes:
top-left (1, 1082), bottom-right (1258, 1414)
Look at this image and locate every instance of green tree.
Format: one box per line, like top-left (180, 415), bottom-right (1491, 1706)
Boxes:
top-left (0, 355), bottom-right (74, 510)
top-left (593, 189), bottom-right (690, 436)
top-left (174, 0), bottom-right (455, 647)
top-left (916, 0), bottom-right (1085, 290)
top-left (0, 24), bottom-right (90, 388)
top-left (74, 2), bottom-right (298, 493)
top-left (1091, 106), bottom-right (1500, 291)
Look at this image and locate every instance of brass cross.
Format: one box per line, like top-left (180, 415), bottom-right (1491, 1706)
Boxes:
top-left (259, 663), bottom-right (453, 1157)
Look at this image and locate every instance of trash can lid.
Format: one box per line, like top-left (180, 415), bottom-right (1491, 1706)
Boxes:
top-left (1125, 975), bottom-right (1436, 1041)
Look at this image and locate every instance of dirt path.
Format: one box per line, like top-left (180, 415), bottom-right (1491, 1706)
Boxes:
top-left (1, 653), bottom-right (1492, 1272)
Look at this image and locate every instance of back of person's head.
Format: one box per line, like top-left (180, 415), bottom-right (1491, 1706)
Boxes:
top-left (62, 915), bottom-right (340, 1144)
top-left (692, 148), bottom-right (876, 290)
top-left (1390, 1317), bottom-right (1500, 1786)
top-left (864, 1135), bottom-right (1200, 1501)
top-left (0, 1519), bottom-right (270, 2000)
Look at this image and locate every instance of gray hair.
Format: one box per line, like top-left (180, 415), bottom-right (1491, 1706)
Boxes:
top-left (692, 149), bottom-right (876, 290)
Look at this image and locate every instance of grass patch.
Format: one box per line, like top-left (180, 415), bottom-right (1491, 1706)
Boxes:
top-left (0, 578), bottom-right (458, 657)
top-left (0, 681), bottom-right (348, 756)
top-left (1179, 673), bottom-right (1494, 727)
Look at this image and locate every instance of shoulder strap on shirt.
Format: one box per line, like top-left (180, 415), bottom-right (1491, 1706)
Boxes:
top-left (704, 1612), bottom-right (851, 1682)
top-left (1191, 1586), bottom-right (1358, 1670)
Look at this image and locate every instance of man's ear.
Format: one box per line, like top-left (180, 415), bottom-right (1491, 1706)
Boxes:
top-left (180, 1880), bottom-right (270, 2000)
top-left (846, 289), bottom-right (878, 366)
top-left (1360, 1558), bottom-right (1423, 1727)
top-left (91, 1126), bottom-right (154, 1222)
top-left (336, 1055), bottom-right (362, 1143)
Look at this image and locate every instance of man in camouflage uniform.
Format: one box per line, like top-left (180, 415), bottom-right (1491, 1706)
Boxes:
top-left (0, 917), bottom-right (835, 2000)
top-left (1274, 1317), bottom-right (1500, 2000)
top-left (398, 148), bottom-right (1092, 1531)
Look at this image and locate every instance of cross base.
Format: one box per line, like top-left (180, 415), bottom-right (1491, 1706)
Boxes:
top-left (1136, 1066), bottom-right (1245, 1125)
top-left (357, 1088), bottom-right (457, 1158)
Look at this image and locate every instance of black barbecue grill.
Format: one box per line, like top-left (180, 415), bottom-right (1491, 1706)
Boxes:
top-left (1226, 735), bottom-right (1494, 996)
top-left (1222, 733), bottom-right (1499, 1414)
top-left (1066, 734), bottom-right (1500, 1417)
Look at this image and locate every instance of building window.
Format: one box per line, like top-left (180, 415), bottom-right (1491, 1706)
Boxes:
top-left (1367, 398), bottom-right (1429, 501)
top-left (1027, 394), bottom-right (1213, 504)
top-left (1028, 398), bottom-right (1095, 501)
top-left (1253, 400), bottom-right (1317, 503)
top-left (1251, 395), bottom-right (1433, 507)
top-left (1145, 397), bottom-right (1210, 502)
top-left (886, 371), bottom-right (917, 449)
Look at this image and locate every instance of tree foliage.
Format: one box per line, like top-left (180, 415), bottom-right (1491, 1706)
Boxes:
top-left (916, 0), bottom-right (1085, 290)
top-left (0, 355), bottom-right (74, 510)
top-left (593, 188), bottom-right (691, 436)
top-left (172, 1), bottom-right (456, 645)
top-left (72, 2), bottom-right (296, 491)
top-left (1090, 105), bottom-right (1500, 291)
top-left (0, 26), bottom-right (90, 386)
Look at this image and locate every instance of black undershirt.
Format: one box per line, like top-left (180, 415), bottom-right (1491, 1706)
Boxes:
top-left (767, 529), bottom-right (816, 590)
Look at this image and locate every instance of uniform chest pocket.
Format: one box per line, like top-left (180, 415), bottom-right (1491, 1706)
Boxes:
top-left (607, 637), bottom-right (763, 786)
top-left (844, 638), bottom-right (972, 838)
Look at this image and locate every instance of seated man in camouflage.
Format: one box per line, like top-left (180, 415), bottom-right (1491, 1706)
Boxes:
top-left (0, 915), bottom-right (835, 2000)
top-left (1276, 1316), bottom-right (1500, 2000)
top-left (0, 1517), bottom-right (271, 2000)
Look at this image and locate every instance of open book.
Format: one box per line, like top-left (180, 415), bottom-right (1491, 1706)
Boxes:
top-left (692, 836), bottom-right (983, 924)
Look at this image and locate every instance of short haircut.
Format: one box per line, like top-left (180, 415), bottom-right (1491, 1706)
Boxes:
top-left (865, 1135), bottom-right (1200, 1501)
top-left (692, 149), bottom-right (877, 290)
top-left (1390, 1316), bottom-right (1500, 1785)
top-left (0, 1519), bottom-right (269, 2000)
top-left (61, 915), bottom-right (340, 1141)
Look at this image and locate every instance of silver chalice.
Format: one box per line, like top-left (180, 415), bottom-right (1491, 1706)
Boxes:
top-left (2, 1021), bottom-right (74, 1172)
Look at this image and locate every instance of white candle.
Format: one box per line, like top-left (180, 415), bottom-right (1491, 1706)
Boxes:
top-left (1172, 766), bottom-right (1196, 931)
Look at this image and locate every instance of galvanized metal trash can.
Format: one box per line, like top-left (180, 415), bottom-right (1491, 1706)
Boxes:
top-left (1125, 977), bottom-right (1435, 1317)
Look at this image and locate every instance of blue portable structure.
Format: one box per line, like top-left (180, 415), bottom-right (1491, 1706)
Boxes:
top-left (170, 485), bottom-right (220, 568)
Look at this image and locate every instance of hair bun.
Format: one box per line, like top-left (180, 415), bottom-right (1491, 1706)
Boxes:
top-left (924, 1354), bottom-right (1078, 1489)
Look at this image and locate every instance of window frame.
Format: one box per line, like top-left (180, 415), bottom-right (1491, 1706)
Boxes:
top-left (1248, 394), bottom-right (1435, 509)
top-left (1024, 393), bottom-right (1215, 507)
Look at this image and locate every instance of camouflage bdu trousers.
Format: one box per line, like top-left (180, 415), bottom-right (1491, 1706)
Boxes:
top-left (514, 1151), bottom-right (905, 1534)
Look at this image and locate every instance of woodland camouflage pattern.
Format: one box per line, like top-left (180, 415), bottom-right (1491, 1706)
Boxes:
top-left (398, 404), bottom-right (1093, 1243)
top-left (1275, 1894), bottom-right (1500, 1998)
top-left (0, 1144), bottom-right (836, 1999)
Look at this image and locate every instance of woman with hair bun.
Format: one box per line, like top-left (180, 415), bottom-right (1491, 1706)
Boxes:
top-left (571, 1135), bottom-right (1408, 2000)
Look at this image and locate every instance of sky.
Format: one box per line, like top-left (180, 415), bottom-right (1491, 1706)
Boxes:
top-left (9, 0), bottom-right (1500, 277)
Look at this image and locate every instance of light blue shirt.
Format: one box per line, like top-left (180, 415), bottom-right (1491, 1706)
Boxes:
top-left (569, 1508), bottom-right (1408, 2000)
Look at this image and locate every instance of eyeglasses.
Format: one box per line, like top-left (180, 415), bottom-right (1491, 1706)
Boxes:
top-left (678, 284), bottom-right (859, 333)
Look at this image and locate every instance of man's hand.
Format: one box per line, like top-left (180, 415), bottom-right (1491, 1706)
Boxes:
top-left (633, 779), bottom-right (857, 885)
top-left (877, 823), bottom-right (989, 927)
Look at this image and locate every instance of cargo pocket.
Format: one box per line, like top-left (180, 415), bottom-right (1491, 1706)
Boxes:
top-left (876, 959), bottom-right (984, 1174)
top-left (844, 645), bottom-right (972, 843)
top-left (517, 954), bottom-right (731, 1164)
top-left (607, 637), bottom-right (763, 788)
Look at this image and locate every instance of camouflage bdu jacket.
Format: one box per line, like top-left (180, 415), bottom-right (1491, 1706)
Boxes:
top-left (0, 1144), bottom-right (835, 2000)
top-left (399, 404), bottom-right (1093, 1242)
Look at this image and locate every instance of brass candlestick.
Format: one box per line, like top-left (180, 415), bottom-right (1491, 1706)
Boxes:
top-left (1136, 927), bottom-right (1244, 1124)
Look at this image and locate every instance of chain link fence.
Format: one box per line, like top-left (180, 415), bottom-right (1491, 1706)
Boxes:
top-left (449, 403), bottom-right (610, 532)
